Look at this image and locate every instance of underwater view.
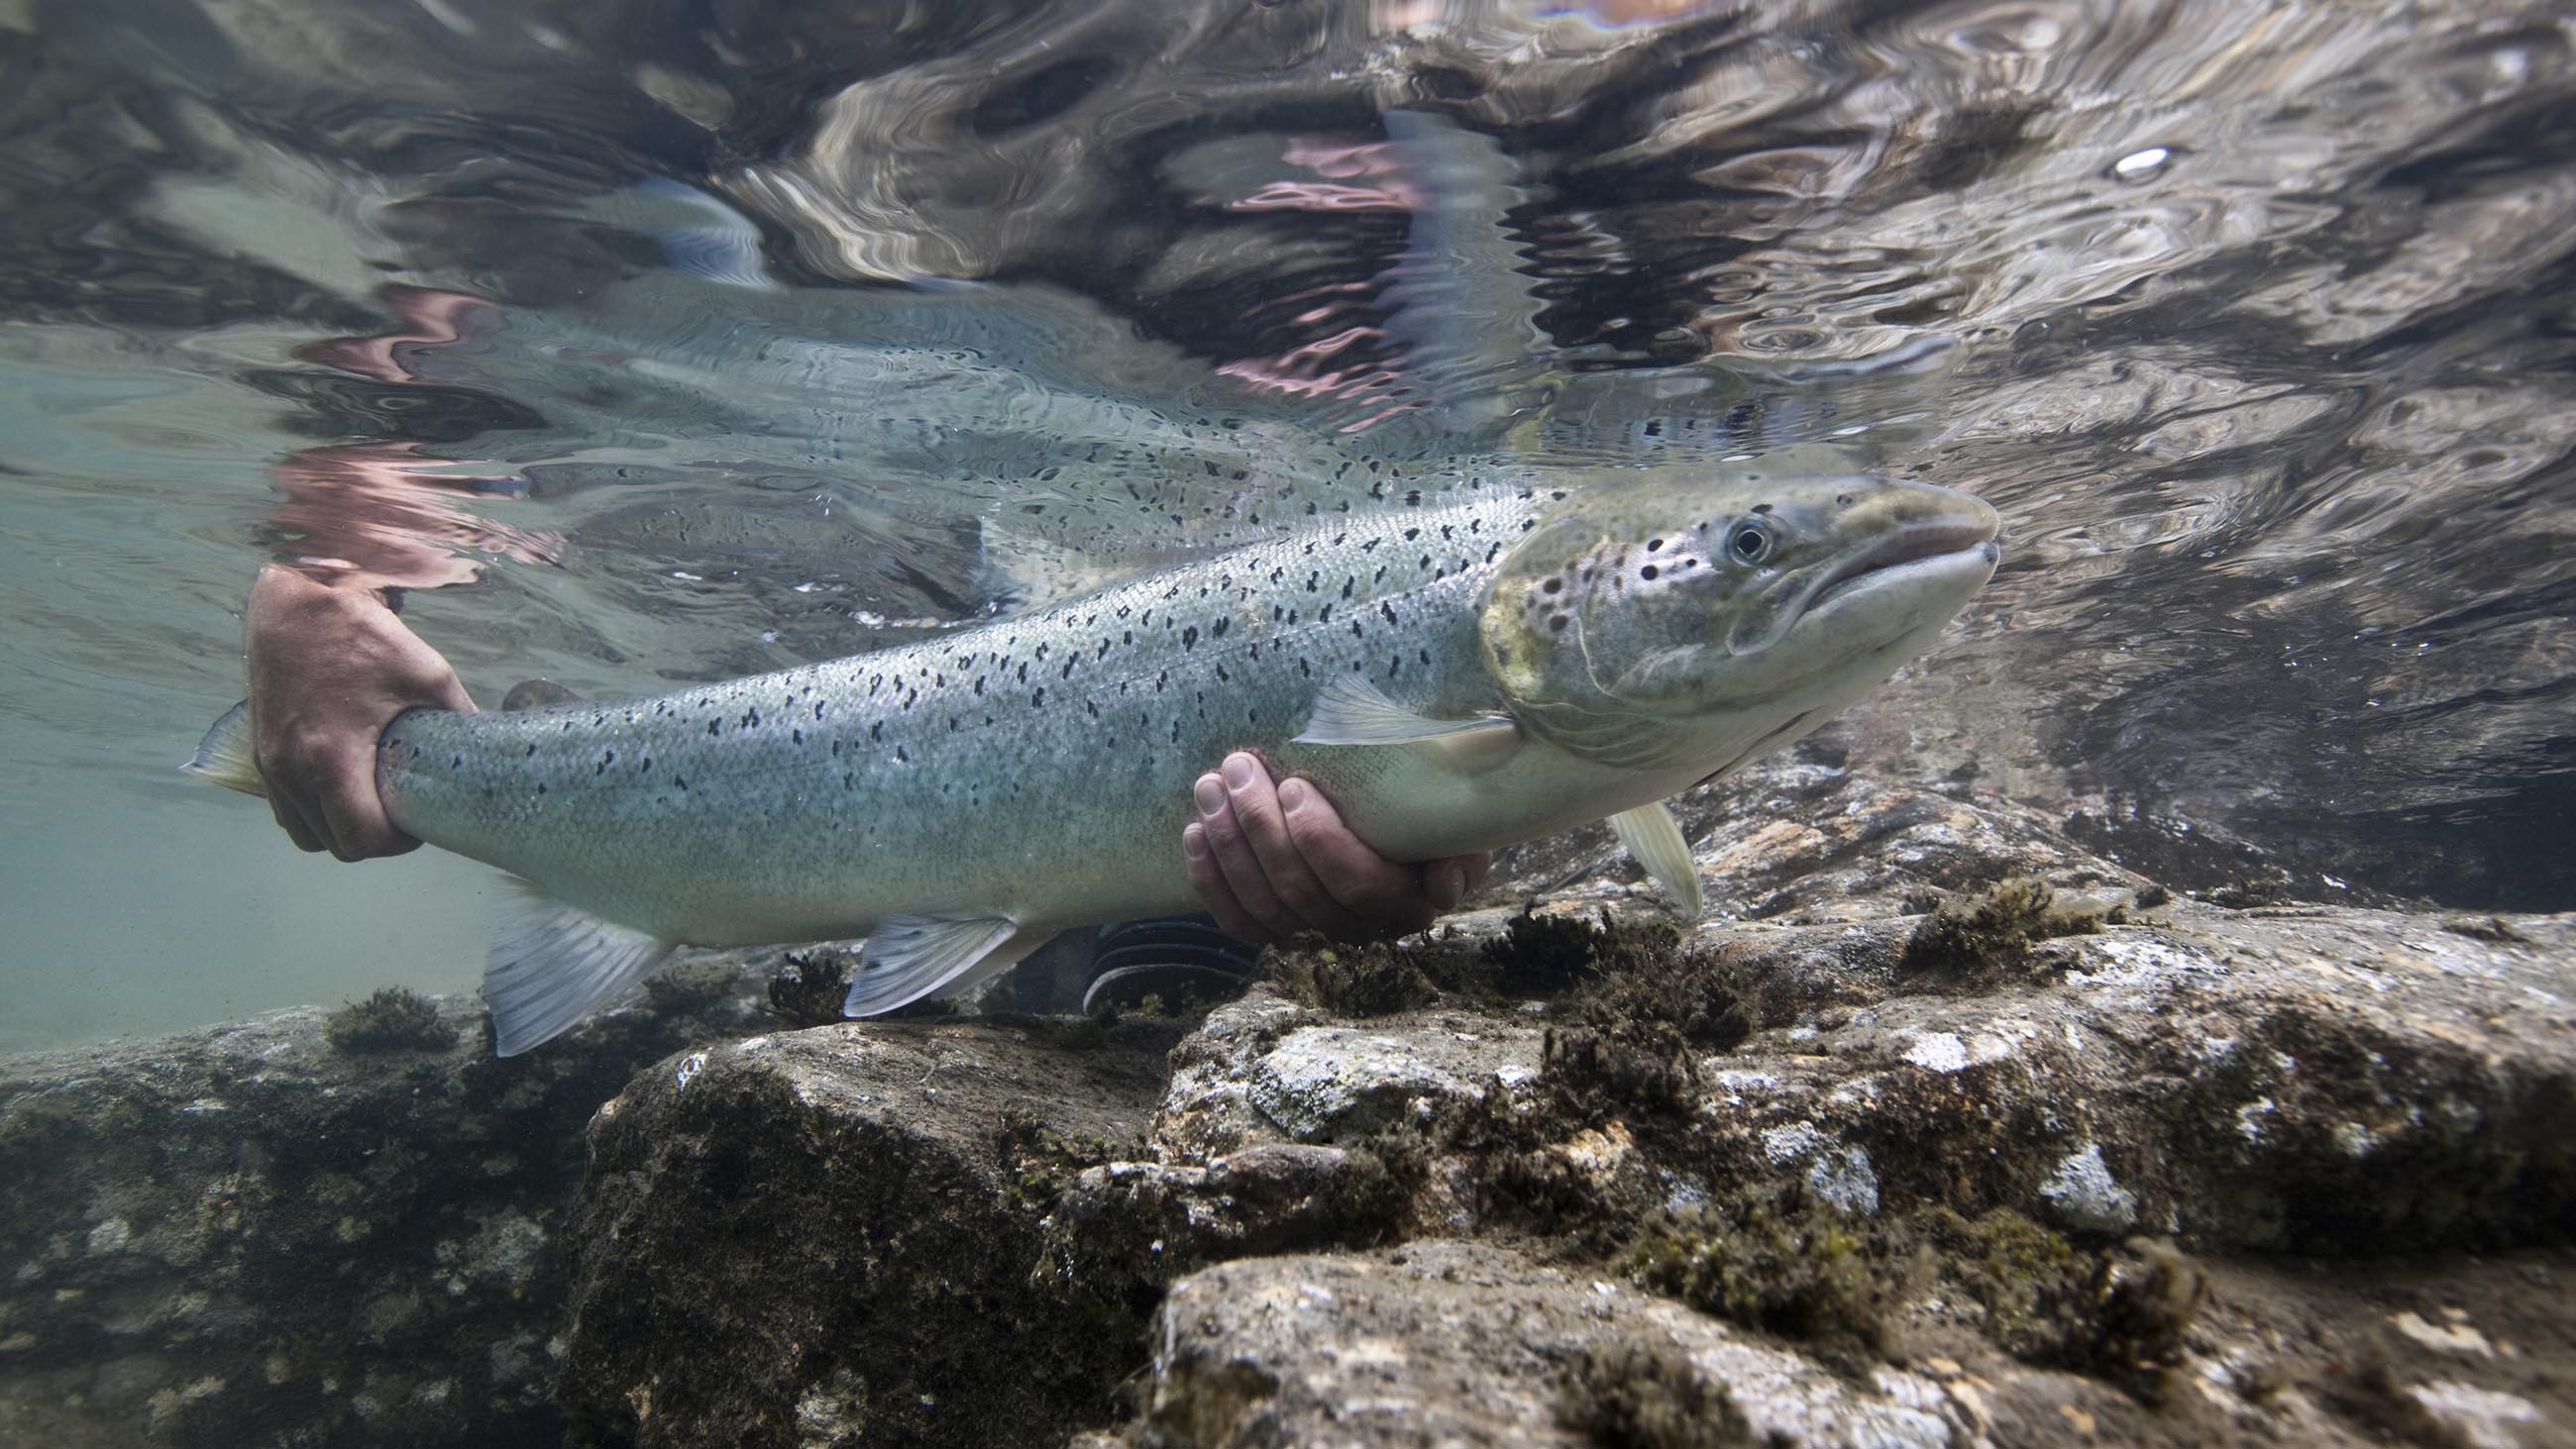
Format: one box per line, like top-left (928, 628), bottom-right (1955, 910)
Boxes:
top-left (1, 0), bottom-right (2570, 1445)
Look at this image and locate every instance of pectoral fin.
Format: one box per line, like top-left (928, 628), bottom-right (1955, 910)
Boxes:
top-left (1607, 801), bottom-right (1704, 920)
top-left (1294, 673), bottom-right (1518, 748)
top-left (845, 912), bottom-right (1031, 1017)
top-left (484, 884), bottom-right (676, 1056)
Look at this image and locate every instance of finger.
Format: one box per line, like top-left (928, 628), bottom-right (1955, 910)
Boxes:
top-left (1183, 822), bottom-right (1268, 943)
top-left (1195, 770), bottom-right (1301, 942)
top-left (316, 772), bottom-right (417, 859)
top-left (267, 790), bottom-right (328, 854)
top-left (1216, 755), bottom-right (1369, 940)
top-left (1426, 858), bottom-right (1466, 912)
top-left (1422, 851), bottom-right (1496, 912)
top-left (1275, 776), bottom-right (1437, 937)
top-left (312, 743), bottom-right (419, 861)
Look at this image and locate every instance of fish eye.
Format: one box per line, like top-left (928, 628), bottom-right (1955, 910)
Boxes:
top-left (1726, 518), bottom-right (1775, 565)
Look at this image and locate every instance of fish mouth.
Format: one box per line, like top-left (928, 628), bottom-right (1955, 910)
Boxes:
top-left (1801, 520), bottom-right (2000, 617)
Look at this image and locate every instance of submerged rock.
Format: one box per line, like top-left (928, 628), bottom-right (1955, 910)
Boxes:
top-left (0, 982), bottom-right (771, 1448)
top-left (5, 766), bottom-right (2571, 1447)
top-left (553, 1017), bottom-right (1173, 1449)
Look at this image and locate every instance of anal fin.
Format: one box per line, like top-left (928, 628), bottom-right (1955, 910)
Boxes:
top-left (845, 912), bottom-right (1030, 1017)
top-left (1607, 801), bottom-right (1704, 920)
top-left (484, 882), bottom-right (675, 1056)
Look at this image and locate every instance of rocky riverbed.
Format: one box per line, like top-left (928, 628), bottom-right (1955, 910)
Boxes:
top-left (4, 755), bottom-right (2570, 1448)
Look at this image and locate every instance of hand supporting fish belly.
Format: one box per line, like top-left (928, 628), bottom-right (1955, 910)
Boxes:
top-left (1185, 750), bottom-right (1494, 945)
top-left (191, 465), bottom-right (1998, 1055)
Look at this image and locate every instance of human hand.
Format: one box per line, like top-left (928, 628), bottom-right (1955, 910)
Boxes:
top-left (244, 565), bottom-right (477, 861)
top-left (1182, 751), bottom-right (1492, 945)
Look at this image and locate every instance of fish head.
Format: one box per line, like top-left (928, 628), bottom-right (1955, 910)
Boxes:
top-left (1479, 468), bottom-right (1999, 768)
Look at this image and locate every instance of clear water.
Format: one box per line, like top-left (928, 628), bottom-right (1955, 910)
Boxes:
top-left (2, 0), bottom-right (2571, 1051)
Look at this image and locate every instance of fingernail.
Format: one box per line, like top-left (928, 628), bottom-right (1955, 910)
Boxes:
top-left (1182, 824), bottom-right (1208, 860)
top-left (1279, 778), bottom-right (1310, 813)
top-left (1428, 862), bottom-right (1464, 911)
top-left (1194, 776), bottom-right (1225, 815)
top-left (1221, 754), bottom-right (1254, 790)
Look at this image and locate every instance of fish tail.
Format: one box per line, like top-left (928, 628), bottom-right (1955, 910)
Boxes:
top-left (182, 701), bottom-right (268, 797)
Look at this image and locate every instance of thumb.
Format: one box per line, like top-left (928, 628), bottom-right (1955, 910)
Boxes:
top-left (1426, 858), bottom-right (1468, 912)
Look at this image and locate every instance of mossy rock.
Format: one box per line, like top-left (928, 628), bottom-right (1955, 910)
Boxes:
top-left (323, 986), bottom-right (459, 1055)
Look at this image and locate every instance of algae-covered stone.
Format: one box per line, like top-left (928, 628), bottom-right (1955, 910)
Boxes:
top-left (1133, 1241), bottom-right (1957, 1449)
top-left (0, 983), bottom-right (763, 1448)
top-left (554, 1018), bottom-right (1171, 1449)
top-left (9, 755), bottom-right (2573, 1449)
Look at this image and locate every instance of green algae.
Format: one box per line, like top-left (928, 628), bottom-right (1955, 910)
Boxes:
top-left (323, 986), bottom-right (458, 1055)
top-left (995, 1111), bottom-right (1129, 1210)
top-left (766, 948), bottom-right (852, 1027)
top-left (1631, 1190), bottom-right (1905, 1364)
top-left (1557, 1340), bottom-right (1752, 1448)
top-left (1267, 908), bottom-right (1706, 1021)
top-left (1899, 877), bottom-right (2110, 976)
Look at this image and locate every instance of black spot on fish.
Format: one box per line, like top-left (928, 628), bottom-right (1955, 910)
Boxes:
top-left (1641, 565), bottom-right (1660, 580)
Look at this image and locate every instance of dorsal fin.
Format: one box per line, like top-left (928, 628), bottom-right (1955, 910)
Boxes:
top-left (501, 678), bottom-right (583, 711)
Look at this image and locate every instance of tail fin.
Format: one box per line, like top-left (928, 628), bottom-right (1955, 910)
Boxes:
top-left (183, 702), bottom-right (268, 796)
